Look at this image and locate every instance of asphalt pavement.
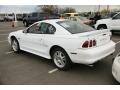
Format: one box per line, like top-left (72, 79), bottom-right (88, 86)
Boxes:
top-left (0, 21), bottom-right (120, 85)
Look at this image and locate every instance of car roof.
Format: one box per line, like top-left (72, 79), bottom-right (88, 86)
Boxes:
top-left (38, 19), bottom-right (66, 24)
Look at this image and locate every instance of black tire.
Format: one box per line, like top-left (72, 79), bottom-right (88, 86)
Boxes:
top-left (97, 25), bottom-right (107, 30)
top-left (51, 47), bottom-right (72, 70)
top-left (11, 38), bottom-right (20, 53)
top-left (24, 21), bottom-right (28, 27)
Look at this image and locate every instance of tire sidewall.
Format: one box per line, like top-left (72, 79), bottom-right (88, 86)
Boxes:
top-left (11, 39), bottom-right (20, 52)
top-left (51, 48), bottom-right (72, 70)
top-left (24, 21), bottom-right (28, 27)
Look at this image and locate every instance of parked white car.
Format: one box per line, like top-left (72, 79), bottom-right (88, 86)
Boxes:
top-left (95, 12), bottom-right (120, 32)
top-left (0, 16), bottom-right (4, 22)
top-left (4, 14), bottom-right (14, 21)
top-left (112, 52), bottom-right (120, 83)
top-left (8, 19), bottom-right (115, 70)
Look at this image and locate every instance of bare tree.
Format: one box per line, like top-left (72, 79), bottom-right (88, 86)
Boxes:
top-left (37, 5), bottom-right (76, 14)
top-left (61, 7), bottom-right (76, 13)
top-left (37, 5), bottom-right (58, 14)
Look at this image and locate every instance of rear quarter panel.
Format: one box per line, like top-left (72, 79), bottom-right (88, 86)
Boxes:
top-left (43, 34), bottom-right (88, 58)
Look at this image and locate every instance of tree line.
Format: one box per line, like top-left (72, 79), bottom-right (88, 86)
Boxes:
top-left (37, 5), bottom-right (76, 14)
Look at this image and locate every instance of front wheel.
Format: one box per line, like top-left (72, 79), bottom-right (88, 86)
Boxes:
top-left (51, 48), bottom-right (72, 70)
top-left (11, 38), bottom-right (20, 52)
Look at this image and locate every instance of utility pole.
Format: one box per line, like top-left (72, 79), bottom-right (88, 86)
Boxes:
top-left (107, 5), bottom-right (110, 14)
top-left (98, 5), bottom-right (100, 12)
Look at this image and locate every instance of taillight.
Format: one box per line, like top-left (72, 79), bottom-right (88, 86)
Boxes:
top-left (82, 40), bottom-right (96, 48)
top-left (93, 40), bottom-right (96, 46)
top-left (82, 41), bottom-right (89, 48)
top-left (89, 40), bottom-right (93, 47)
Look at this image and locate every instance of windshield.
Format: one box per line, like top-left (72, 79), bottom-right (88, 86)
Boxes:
top-left (57, 20), bottom-right (95, 34)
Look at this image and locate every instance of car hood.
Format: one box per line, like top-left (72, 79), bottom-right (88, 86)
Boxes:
top-left (10, 30), bottom-right (23, 35)
top-left (97, 18), bottom-right (112, 23)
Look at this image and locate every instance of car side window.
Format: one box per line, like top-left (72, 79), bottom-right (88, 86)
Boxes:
top-left (113, 14), bottom-right (120, 19)
top-left (32, 13), bottom-right (38, 17)
top-left (39, 23), bottom-right (49, 34)
top-left (39, 23), bottom-right (56, 34)
top-left (27, 23), bottom-right (40, 34)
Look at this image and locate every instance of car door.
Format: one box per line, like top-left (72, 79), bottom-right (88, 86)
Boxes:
top-left (20, 22), bottom-right (44, 54)
top-left (38, 22), bottom-right (56, 57)
top-left (110, 13), bottom-right (120, 30)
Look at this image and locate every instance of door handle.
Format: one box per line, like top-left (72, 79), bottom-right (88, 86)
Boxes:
top-left (103, 34), bottom-right (106, 36)
top-left (39, 38), bottom-right (42, 41)
top-left (17, 37), bottom-right (20, 40)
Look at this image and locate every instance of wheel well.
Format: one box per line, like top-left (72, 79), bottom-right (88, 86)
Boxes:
top-left (97, 24), bottom-right (107, 29)
top-left (10, 36), bottom-right (16, 42)
top-left (49, 45), bottom-right (67, 57)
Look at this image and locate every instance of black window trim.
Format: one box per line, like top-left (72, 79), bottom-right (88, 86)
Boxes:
top-left (23, 22), bottom-right (56, 34)
top-left (112, 13), bottom-right (120, 19)
top-left (39, 22), bottom-right (56, 34)
top-left (26, 23), bottom-right (39, 34)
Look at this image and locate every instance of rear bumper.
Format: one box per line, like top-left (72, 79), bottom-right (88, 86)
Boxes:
top-left (68, 41), bottom-right (115, 64)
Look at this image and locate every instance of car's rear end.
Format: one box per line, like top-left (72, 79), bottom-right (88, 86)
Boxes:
top-left (70, 30), bottom-right (115, 64)
top-left (57, 20), bottom-right (115, 65)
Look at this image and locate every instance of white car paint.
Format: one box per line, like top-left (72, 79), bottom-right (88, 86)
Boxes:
top-left (8, 19), bottom-right (115, 65)
top-left (112, 52), bottom-right (120, 83)
top-left (95, 12), bottom-right (120, 31)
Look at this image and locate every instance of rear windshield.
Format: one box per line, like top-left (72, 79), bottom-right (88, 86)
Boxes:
top-left (57, 20), bottom-right (95, 34)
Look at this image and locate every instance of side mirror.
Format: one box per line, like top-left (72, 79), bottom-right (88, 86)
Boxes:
top-left (23, 29), bottom-right (28, 33)
top-left (112, 17), bottom-right (114, 20)
top-left (112, 17), bottom-right (116, 20)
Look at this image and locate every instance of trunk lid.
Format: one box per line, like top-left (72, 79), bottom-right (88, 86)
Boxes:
top-left (74, 29), bottom-right (111, 47)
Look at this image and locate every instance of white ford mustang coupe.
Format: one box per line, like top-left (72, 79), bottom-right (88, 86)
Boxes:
top-left (8, 19), bottom-right (115, 70)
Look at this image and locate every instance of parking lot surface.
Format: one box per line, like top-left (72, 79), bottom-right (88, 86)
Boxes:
top-left (0, 21), bottom-right (120, 85)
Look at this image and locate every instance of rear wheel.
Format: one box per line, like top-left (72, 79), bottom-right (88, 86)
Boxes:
top-left (51, 48), bottom-right (72, 70)
top-left (11, 38), bottom-right (20, 52)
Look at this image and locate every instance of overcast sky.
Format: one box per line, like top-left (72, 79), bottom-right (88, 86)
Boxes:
top-left (60, 5), bottom-right (120, 12)
top-left (0, 5), bottom-right (120, 13)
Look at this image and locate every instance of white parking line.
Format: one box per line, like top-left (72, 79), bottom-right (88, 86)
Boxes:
top-left (116, 41), bottom-right (120, 45)
top-left (0, 30), bottom-right (9, 32)
top-left (5, 51), bottom-right (14, 54)
top-left (0, 40), bottom-right (7, 43)
top-left (48, 68), bottom-right (58, 74)
top-left (0, 30), bottom-right (15, 32)
top-left (113, 39), bottom-right (120, 41)
top-left (0, 34), bottom-right (8, 36)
